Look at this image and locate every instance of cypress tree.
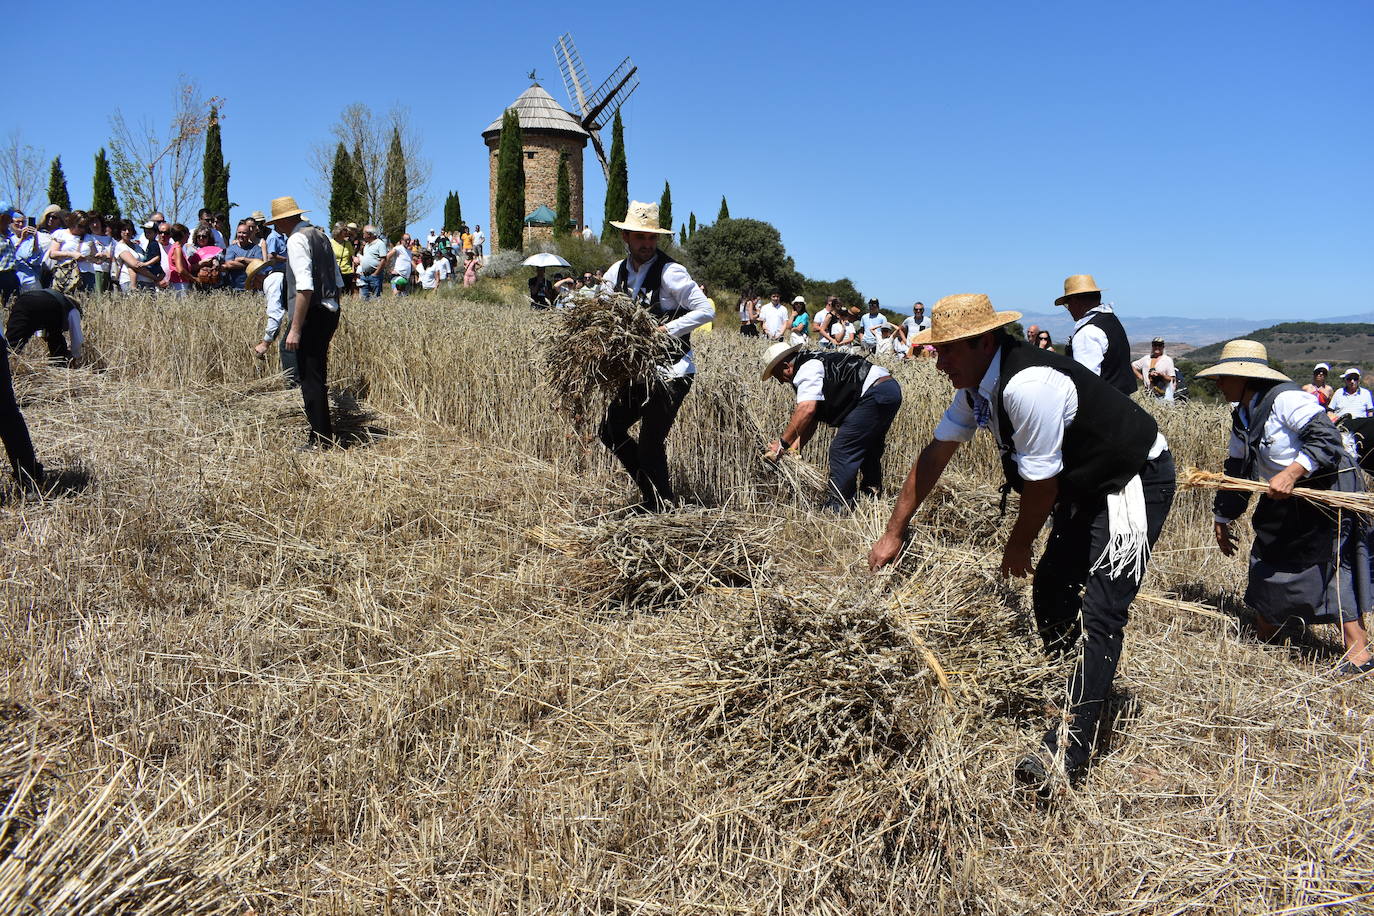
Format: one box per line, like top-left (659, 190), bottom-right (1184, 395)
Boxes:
top-left (679, 224), bottom-right (686, 246)
top-left (601, 110), bottom-right (628, 243)
top-left (554, 154), bottom-right (571, 237)
top-left (329, 142), bottom-right (356, 228)
top-left (494, 109), bottom-right (525, 251)
top-left (442, 191), bottom-right (463, 232)
top-left (380, 126), bottom-right (407, 243)
top-left (689, 212), bottom-right (697, 238)
top-left (203, 107), bottom-right (229, 218)
top-left (91, 148), bottom-right (119, 219)
top-left (717, 196), bottom-right (730, 221)
top-left (48, 156), bottom-right (70, 210)
top-left (658, 181), bottom-right (672, 234)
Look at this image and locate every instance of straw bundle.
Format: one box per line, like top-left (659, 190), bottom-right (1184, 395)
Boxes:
top-left (1182, 467), bottom-right (1374, 516)
top-left (542, 288), bottom-right (678, 431)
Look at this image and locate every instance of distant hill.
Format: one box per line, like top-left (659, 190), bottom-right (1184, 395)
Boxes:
top-left (1006, 310), bottom-right (1374, 352)
top-left (1183, 322), bottom-right (1374, 369)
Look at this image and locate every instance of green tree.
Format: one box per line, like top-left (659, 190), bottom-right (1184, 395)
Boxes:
top-left (679, 224), bottom-right (686, 246)
top-left (380, 126), bottom-right (408, 242)
top-left (686, 217), bottom-right (801, 298)
top-left (202, 106), bottom-right (229, 219)
top-left (442, 191), bottom-right (463, 232)
top-left (717, 196), bottom-right (730, 221)
top-left (658, 181), bottom-right (672, 234)
top-left (494, 109), bottom-right (525, 251)
top-left (47, 156), bottom-right (70, 209)
top-left (329, 142), bottom-right (360, 229)
top-left (554, 154), bottom-right (571, 237)
top-left (601, 110), bottom-right (628, 243)
top-left (688, 212), bottom-right (697, 238)
top-left (91, 148), bottom-right (120, 219)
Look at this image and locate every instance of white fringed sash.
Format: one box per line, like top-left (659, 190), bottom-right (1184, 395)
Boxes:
top-left (1090, 475), bottom-right (1150, 583)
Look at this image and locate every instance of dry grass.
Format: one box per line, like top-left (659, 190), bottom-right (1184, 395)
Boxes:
top-left (0, 288), bottom-right (1371, 913)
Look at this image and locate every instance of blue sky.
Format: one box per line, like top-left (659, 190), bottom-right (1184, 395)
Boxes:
top-left (7, 0), bottom-right (1371, 319)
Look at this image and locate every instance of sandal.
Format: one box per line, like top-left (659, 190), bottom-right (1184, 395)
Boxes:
top-left (1336, 657), bottom-right (1374, 676)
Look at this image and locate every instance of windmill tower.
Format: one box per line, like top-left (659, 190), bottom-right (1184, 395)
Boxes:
top-left (553, 33), bottom-right (640, 179)
top-left (482, 75), bottom-right (589, 248)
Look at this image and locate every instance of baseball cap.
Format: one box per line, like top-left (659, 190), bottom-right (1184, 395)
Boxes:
top-left (792, 296), bottom-right (806, 305)
top-left (142, 220), bottom-right (157, 229)
top-left (1314, 362), bottom-right (1330, 373)
top-left (0, 201), bottom-right (13, 218)
top-left (1344, 367), bottom-right (1361, 378)
top-left (1151, 337), bottom-right (1165, 345)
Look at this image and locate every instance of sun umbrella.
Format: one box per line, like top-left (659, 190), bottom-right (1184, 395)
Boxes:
top-left (521, 252), bottom-right (571, 268)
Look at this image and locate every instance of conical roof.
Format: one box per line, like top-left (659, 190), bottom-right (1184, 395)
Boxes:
top-left (482, 84), bottom-right (589, 139)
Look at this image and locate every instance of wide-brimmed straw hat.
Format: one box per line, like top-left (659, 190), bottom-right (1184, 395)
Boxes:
top-left (760, 342), bottom-right (804, 381)
top-left (243, 258), bottom-right (267, 284)
top-left (910, 294), bottom-right (1022, 346)
top-left (1195, 340), bottom-right (1289, 382)
top-left (266, 196), bottom-right (308, 224)
top-left (1054, 274), bottom-right (1102, 305)
top-left (609, 200), bottom-right (672, 235)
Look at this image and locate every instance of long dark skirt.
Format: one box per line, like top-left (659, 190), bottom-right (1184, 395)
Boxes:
top-left (1247, 496), bottom-right (1367, 626)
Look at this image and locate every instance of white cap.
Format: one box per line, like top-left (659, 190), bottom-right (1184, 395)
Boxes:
top-left (1344, 367), bottom-right (1361, 378)
top-left (1315, 362), bottom-right (1330, 372)
top-left (792, 296), bottom-right (806, 305)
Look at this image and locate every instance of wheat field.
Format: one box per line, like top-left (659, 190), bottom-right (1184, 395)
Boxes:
top-left (1, 285), bottom-right (1371, 914)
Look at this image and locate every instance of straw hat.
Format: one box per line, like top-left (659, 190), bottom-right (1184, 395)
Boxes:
top-left (250, 210), bottom-right (267, 222)
top-left (1054, 274), bottom-right (1102, 305)
top-left (1195, 340), bottom-right (1289, 382)
top-left (609, 201), bottom-right (672, 235)
top-left (266, 196), bottom-right (308, 224)
top-left (760, 342), bottom-right (804, 381)
top-left (243, 258), bottom-right (267, 284)
top-left (909, 294), bottom-right (1022, 346)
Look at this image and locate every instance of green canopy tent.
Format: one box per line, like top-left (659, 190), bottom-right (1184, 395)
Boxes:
top-left (524, 205), bottom-right (557, 226)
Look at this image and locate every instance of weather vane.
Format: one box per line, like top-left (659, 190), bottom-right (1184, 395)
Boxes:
top-left (528, 69), bottom-right (540, 84)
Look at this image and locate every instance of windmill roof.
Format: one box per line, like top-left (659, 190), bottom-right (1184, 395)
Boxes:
top-left (482, 84), bottom-right (589, 138)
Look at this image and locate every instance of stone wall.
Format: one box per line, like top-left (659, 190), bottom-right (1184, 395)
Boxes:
top-left (485, 131), bottom-right (585, 250)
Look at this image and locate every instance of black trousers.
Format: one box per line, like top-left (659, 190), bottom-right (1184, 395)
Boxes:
top-left (1031, 449), bottom-right (1176, 772)
top-left (824, 378), bottom-right (902, 511)
top-left (296, 305), bottom-right (339, 444)
top-left (6, 290), bottom-right (71, 360)
top-left (0, 270), bottom-right (18, 307)
top-left (0, 334), bottom-right (39, 481)
top-left (598, 375), bottom-right (693, 508)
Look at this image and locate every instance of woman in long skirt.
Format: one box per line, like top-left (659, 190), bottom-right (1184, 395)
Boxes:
top-left (1199, 341), bottom-right (1373, 673)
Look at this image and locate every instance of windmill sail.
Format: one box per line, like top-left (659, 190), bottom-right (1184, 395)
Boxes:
top-left (554, 33), bottom-right (592, 117)
top-left (551, 33), bottom-right (641, 180)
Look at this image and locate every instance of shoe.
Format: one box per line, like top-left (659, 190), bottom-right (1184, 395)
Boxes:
top-left (1336, 657), bottom-right (1374, 676)
top-left (14, 463), bottom-right (45, 497)
top-left (295, 441), bottom-right (322, 453)
top-left (1014, 752), bottom-right (1053, 798)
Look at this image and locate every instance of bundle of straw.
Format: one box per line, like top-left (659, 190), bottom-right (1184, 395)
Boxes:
top-left (541, 288), bottom-right (678, 432)
top-left (1181, 467), bottom-right (1374, 516)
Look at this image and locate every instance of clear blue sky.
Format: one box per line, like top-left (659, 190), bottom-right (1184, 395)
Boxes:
top-left (7, 0), bottom-right (1372, 318)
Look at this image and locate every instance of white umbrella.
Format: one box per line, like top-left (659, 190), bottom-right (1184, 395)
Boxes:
top-left (521, 253), bottom-right (571, 268)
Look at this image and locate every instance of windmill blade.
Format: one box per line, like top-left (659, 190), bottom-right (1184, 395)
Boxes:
top-left (584, 57), bottom-right (639, 131)
top-left (553, 33), bottom-right (592, 117)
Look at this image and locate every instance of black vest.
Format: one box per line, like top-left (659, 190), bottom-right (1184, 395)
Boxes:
top-left (614, 252), bottom-right (692, 358)
top-left (994, 337), bottom-right (1159, 502)
top-left (792, 350), bottom-right (875, 427)
top-left (283, 221), bottom-right (339, 312)
top-left (1073, 309), bottom-right (1136, 395)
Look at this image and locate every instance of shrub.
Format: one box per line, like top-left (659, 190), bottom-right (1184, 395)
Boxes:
top-left (480, 249), bottom-right (527, 279)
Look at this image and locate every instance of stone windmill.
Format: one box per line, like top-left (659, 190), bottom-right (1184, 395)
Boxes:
top-left (553, 33), bottom-right (640, 180)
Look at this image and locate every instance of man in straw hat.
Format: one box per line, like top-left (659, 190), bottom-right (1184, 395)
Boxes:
top-left (1056, 274), bottom-right (1136, 396)
top-left (761, 339), bottom-right (902, 512)
top-left (868, 293), bottom-right (1176, 790)
top-left (265, 196), bottom-right (344, 450)
top-left (597, 200), bottom-right (714, 512)
top-left (1197, 341), bottom-right (1372, 674)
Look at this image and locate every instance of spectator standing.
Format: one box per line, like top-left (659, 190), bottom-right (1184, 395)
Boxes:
top-left (48, 212), bottom-right (93, 292)
top-left (859, 298), bottom-right (889, 353)
top-left (418, 252), bottom-right (439, 290)
top-left (761, 341), bottom-right (903, 512)
top-left (356, 226), bottom-right (387, 299)
top-left (88, 214), bottom-right (114, 294)
top-left (135, 220), bottom-right (163, 293)
top-left (472, 225), bottom-right (485, 256)
top-left (463, 252), bottom-right (480, 287)
top-left (10, 212), bottom-right (44, 292)
top-left (163, 224), bottom-right (193, 296)
top-left (1329, 368), bottom-right (1374, 420)
top-left (788, 296), bottom-right (811, 345)
top-left (387, 234), bottom-right (414, 292)
top-left (1057, 274), bottom-right (1136, 395)
top-left (460, 228), bottom-right (474, 257)
top-left (222, 220), bottom-right (263, 291)
top-left (185, 227), bottom-right (225, 289)
top-left (1304, 363), bottom-right (1334, 407)
top-left (198, 208), bottom-right (226, 248)
top-left (434, 249), bottom-right (452, 285)
top-left (0, 204), bottom-right (17, 304)
top-left (738, 293), bottom-right (759, 337)
top-left (260, 214), bottom-right (290, 310)
top-left (1034, 330), bottom-right (1056, 352)
top-left (837, 308), bottom-right (859, 351)
top-left (331, 223), bottom-right (356, 296)
top-left (528, 266), bottom-right (554, 308)
top-left (113, 220), bottom-right (153, 292)
top-left (270, 196), bottom-right (343, 450)
top-left (1025, 324), bottom-right (1040, 344)
top-left (758, 292), bottom-right (788, 341)
top-left (1132, 337), bottom-right (1176, 400)
top-left (581, 224), bottom-right (594, 242)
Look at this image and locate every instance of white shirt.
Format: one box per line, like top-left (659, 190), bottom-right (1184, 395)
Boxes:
top-left (390, 244), bottom-right (412, 278)
top-left (419, 264), bottom-right (438, 289)
top-left (1215, 389), bottom-right (1326, 522)
top-left (113, 240), bottom-right (140, 286)
top-left (434, 257), bottom-right (451, 282)
top-left (602, 253), bottom-right (715, 378)
top-left (835, 320), bottom-right (855, 346)
top-left (51, 229), bottom-right (95, 273)
top-left (1132, 352), bottom-right (1177, 400)
top-left (934, 348), bottom-right (1167, 482)
top-left (286, 228), bottom-right (344, 312)
top-left (472, 229), bottom-right (485, 246)
top-left (1070, 305), bottom-right (1115, 376)
top-left (860, 312), bottom-right (889, 346)
top-left (1329, 385), bottom-right (1374, 419)
top-left (903, 314), bottom-right (930, 338)
top-left (91, 233), bottom-right (114, 274)
top-left (759, 302), bottom-right (788, 339)
top-left (793, 358), bottom-right (890, 403)
top-left (581, 226), bottom-right (594, 241)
